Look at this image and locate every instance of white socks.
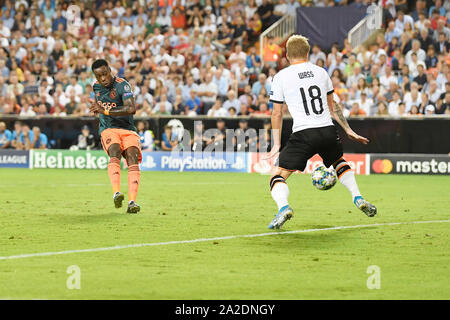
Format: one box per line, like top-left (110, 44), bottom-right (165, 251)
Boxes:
top-left (338, 170), bottom-right (361, 200)
top-left (271, 182), bottom-right (290, 211)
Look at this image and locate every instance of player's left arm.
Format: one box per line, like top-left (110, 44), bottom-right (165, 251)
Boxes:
top-left (327, 94), bottom-right (369, 144)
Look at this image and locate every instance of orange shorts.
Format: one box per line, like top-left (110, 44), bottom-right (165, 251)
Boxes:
top-left (100, 128), bottom-right (142, 163)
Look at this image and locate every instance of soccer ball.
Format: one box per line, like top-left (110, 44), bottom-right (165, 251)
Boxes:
top-left (311, 165), bottom-right (337, 191)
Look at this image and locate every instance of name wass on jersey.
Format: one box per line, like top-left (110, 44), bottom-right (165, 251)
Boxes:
top-left (270, 62), bottom-right (334, 133)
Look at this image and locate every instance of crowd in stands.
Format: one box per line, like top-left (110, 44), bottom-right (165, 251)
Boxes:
top-left (0, 0), bottom-right (449, 150)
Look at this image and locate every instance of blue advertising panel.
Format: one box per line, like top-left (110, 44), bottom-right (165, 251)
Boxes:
top-left (140, 152), bottom-right (248, 172)
top-left (0, 150), bottom-right (30, 168)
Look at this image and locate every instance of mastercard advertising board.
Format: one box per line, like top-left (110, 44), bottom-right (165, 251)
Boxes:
top-left (250, 153), bottom-right (370, 175)
top-left (370, 154), bottom-right (450, 175)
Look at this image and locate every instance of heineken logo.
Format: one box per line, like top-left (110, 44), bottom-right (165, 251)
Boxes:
top-left (32, 150), bottom-right (112, 169)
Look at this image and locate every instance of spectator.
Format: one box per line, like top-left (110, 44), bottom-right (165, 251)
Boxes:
top-left (235, 119), bottom-right (257, 152)
top-left (214, 23), bottom-right (234, 54)
top-left (385, 20), bottom-right (402, 43)
top-left (185, 90), bottom-right (202, 116)
top-left (349, 102), bottom-right (367, 117)
top-left (425, 45), bottom-right (438, 69)
top-left (257, 0), bottom-right (274, 31)
top-left (418, 93), bottom-right (435, 114)
top-left (404, 85), bottom-right (422, 112)
top-left (136, 121), bottom-right (155, 151)
top-left (153, 94), bottom-right (173, 115)
top-left (171, 7), bottom-right (186, 30)
top-left (197, 73), bottom-right (218, 114)
top-left (71, 125), bottom-right (95, 150)
top-left (395, 10), bottom-right (415, 32)
top-left (228, 45), bottom-right (247, 74)
top-left (376, 102), bottom-right (390, 116)
top-left (436, 31), bottom-right (450, 54)
top-left (20, 102), bottom-right (36, 117)
top-left (228, 107), bottom-right (238, 117)
top-left (252, 103), bottom-right (271, 117)
top-left (435, 91), bottom-right (449, 114)
top-left (398, 102), bottom-right (407, 116)
top-left (27, 126), bottom-right (48, 149)
top-left (172, 95), bottom-right (186, 116)
top-left (65, 76), bottom-right (83, 97)
top-left (427, 80), bottom-right (443, 104)
top-left (207, 119), bottom-right (226, 151)
top-left (161, 125), bottom-right (178, 151)
top-left (357, 92), bottom-right (374, 115)
top-left (246, 46), bottom-right (262, 76)
top-left (405, 40), bottom-right (426, 65)
top-left (263, 36), bottom-right (282, 69)
top-left (223, 90), bottom-right (241, 114)
top-left (207, 100), bottom-right (229, 117)
top-left (388, 91), bottom-right (403, 116)
top-left (413, 64), bottom-right (428, 90)
top-left (408, 105), bottom-right (422, 116)
top-left (309, 44), bottom-right (327, 65)
top-left (238, 104), bottom-right (250, 116)
top-left (425, 104), bottom-right (436, 115)
top-left (0, 122), bottom-right (12, 149)
top-left (252, 73), bottom-right (270, 96)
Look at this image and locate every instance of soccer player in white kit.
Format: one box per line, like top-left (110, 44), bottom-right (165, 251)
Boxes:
top-left (266, 35), bottom-right (377, 229)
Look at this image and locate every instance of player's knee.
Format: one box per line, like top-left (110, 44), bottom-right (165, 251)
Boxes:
top-left (333, 158), bottom-right (352, 178)
top-left (274, 167), bottom-right (293, 180)
top-left (108, 144), bottom-right (122, 159)
top-left (125, 147), bottom-right (139, 165)
top-left (270, 175), bottom-right (287, 191)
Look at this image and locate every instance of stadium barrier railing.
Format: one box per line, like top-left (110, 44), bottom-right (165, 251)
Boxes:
top-left (348, 4), bottom-right (383, 49)
top-left (260, 14), bottom-right (296, 67)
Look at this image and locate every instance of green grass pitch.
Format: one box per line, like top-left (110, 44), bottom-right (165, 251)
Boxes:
top-left (0, 168), bottom-right (449, 299)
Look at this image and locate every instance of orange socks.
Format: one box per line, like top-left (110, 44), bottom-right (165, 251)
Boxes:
top-left (107, 157), bottom-right (121, 194)
top-left (108, 158), bottom-right (140, 202)
top-left (128, 164), bottom-right (140, 202)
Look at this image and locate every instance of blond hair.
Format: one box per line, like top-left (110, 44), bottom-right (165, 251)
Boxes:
top-left (286, 35), bottom-right (310, 60)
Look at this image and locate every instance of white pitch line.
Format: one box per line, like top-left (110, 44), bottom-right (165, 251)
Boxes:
top-left (1, 220), bottom-right (449, 261)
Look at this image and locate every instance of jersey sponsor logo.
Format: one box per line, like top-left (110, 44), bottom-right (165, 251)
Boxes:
top-left (298, 71), bottom-right (314, 79)
top-left (123, 92), bottom-right (133, 98)
top-left (101, 101), bottom-right (117, 110)
top-left (110, 89), bottom-right (117, 99)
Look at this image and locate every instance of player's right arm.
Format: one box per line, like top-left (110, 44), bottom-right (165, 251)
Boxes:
top-left (327, 94), bottom-right (369, 145)
top-left (265, 101), bottom-right (283, 159)
top-left (265, 73), bottom-right (284, 159)
top-left (90, 82), bottom-right (136, 116)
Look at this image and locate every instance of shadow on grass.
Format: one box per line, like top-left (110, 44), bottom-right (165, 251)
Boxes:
top-left (245, 226), bottom-right (381, 251)
top-left (50, 211), bottom-right (132, 224)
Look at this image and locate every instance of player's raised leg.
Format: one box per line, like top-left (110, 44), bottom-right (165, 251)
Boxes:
top-left (124, 146), bottom-right (141, 214)
top-left (268, 168), bottom-right (294, 229)
top-left (106, 143), bottom-right (125, 208)
top-left (333, 157), bottom-right (377, 217)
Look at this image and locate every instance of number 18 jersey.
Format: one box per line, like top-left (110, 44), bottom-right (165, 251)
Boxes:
top-left (270, 61), bottom-right (334, 133)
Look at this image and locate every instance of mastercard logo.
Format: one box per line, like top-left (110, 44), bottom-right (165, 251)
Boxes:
top-left (372, 159), bottom-right (393, 174)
